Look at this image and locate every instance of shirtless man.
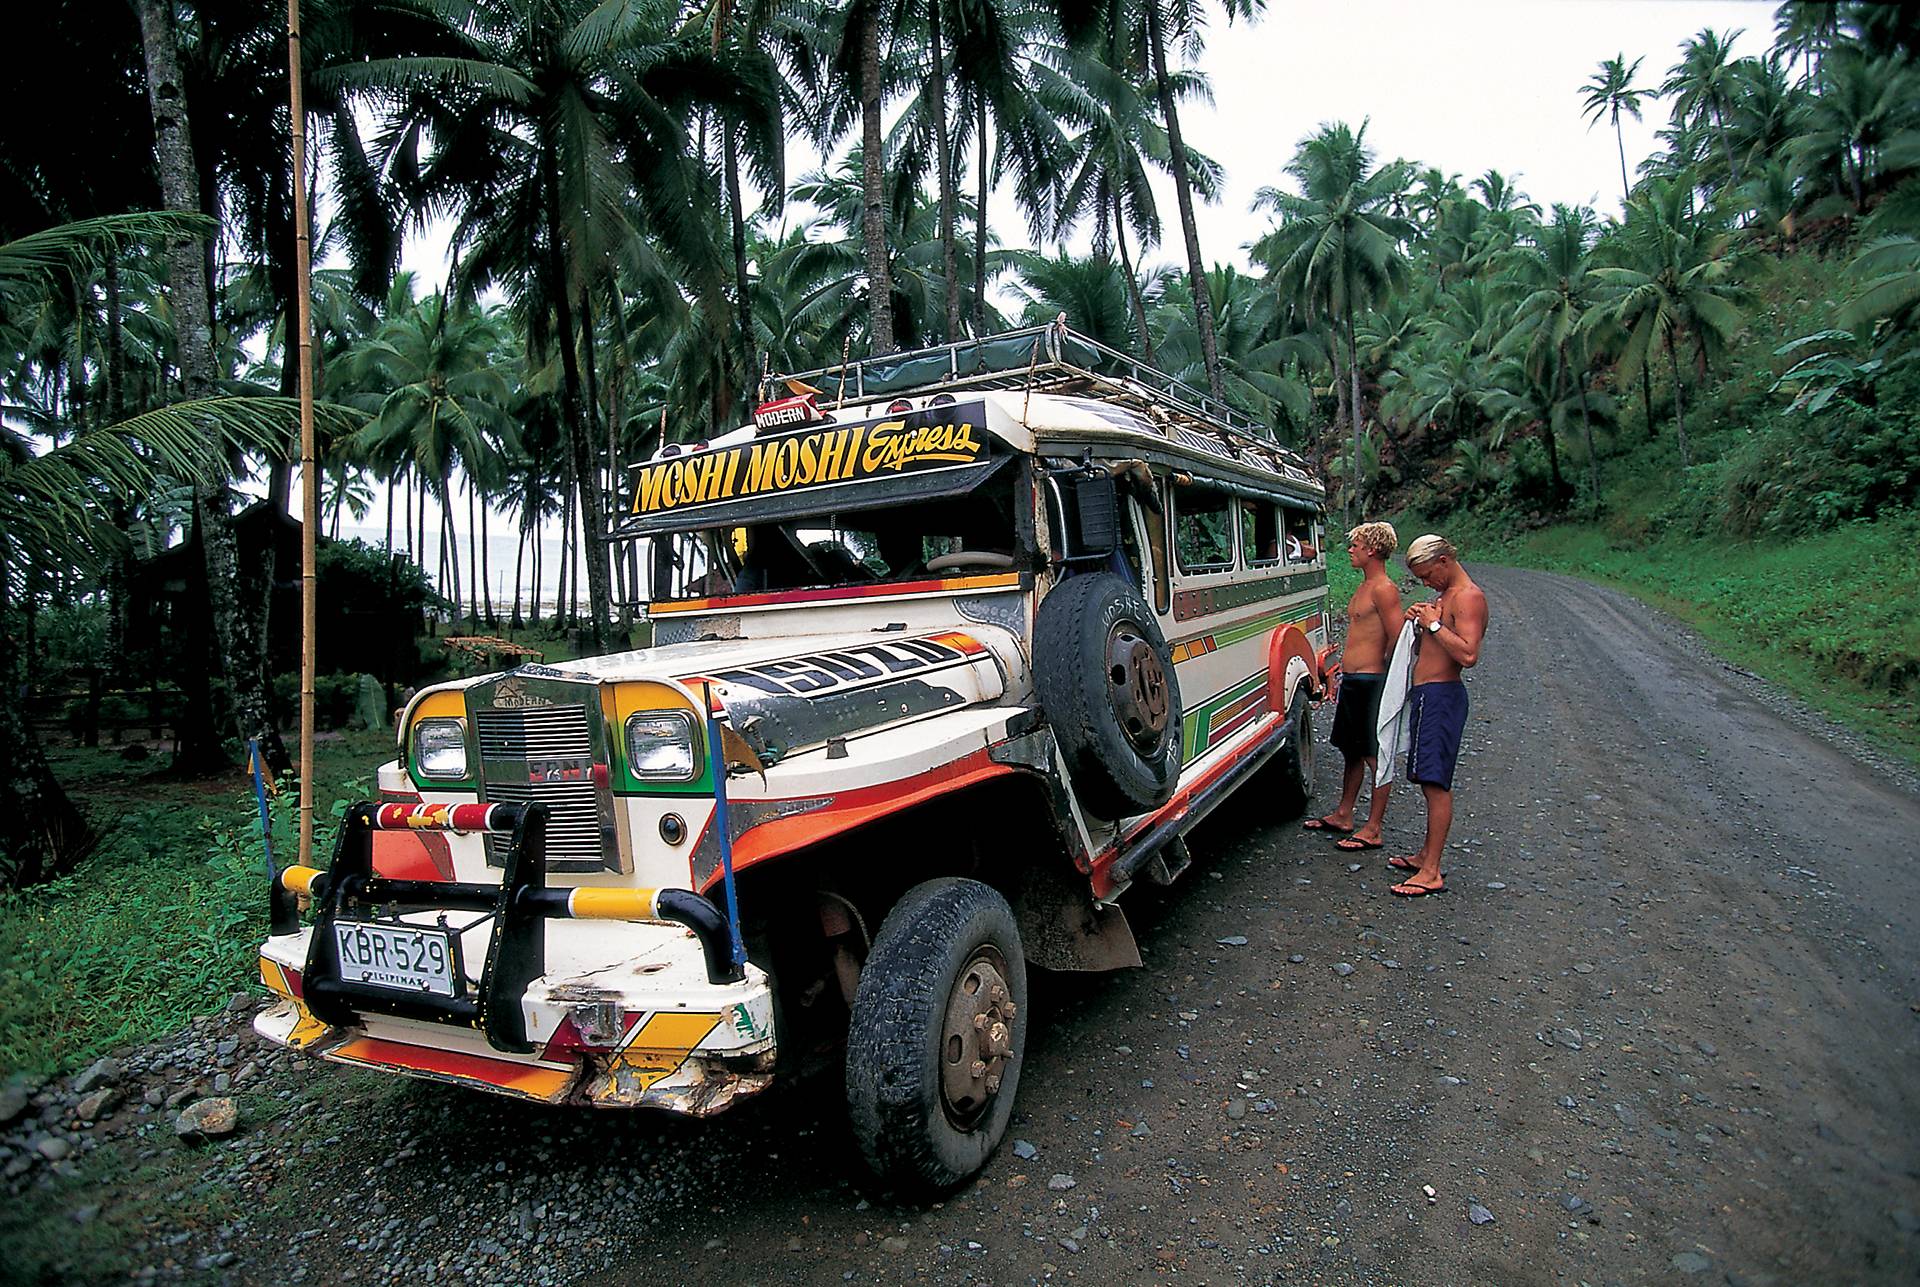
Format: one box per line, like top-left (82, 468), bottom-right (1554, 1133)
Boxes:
top-left (1388, 534), bottom-right (1489, 897)
top-left (1302, 522), bottom-right (1402, 850)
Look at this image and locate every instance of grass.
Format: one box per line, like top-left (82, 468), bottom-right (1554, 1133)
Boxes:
top-left (0, 730), bottom-right (394, 1080)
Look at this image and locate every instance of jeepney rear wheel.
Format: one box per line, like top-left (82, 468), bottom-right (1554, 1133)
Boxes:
top-left (1267, 687), bottom-right (1314, 818)
top-left (1033, 572), bottom-right (1183, 819)
top-left (845, 878), bottom-right (1027, 1197)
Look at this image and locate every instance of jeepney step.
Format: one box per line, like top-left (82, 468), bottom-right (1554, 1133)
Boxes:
top-left (1142, 838), bottom-right (1192, 886)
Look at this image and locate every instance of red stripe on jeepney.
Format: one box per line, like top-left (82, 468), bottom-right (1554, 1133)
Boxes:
top-left (326, 1036), bottom-right (574, 1102)
top-left (701, 748), bottom-right (1018, 888)
top-left (648, 573), bottom-right (1021, 615)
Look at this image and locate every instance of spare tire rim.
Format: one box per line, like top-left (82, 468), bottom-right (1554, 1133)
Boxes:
top-left (1108, 622), bottom-right (1170, 752)
top-left (939, 946), bottom-right (1016, 1130)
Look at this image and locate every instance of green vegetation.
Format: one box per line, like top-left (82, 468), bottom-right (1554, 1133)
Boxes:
top-left (0, 732), bottom-right (388, 1079)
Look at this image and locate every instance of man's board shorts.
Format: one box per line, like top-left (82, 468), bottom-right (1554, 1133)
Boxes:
top-left (1406, 680), bottom-right (1469, 791)
top-left (1328, 672), bottom-right (1387, 760)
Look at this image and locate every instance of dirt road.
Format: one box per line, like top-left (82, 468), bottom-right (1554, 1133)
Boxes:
top-left (11, 565), bottom-right (1919, 1284)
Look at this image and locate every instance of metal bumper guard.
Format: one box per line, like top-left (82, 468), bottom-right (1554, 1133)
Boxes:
top-left (254, 801), bottom-right (776, 1114)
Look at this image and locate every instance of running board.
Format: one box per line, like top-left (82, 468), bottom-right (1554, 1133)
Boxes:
top-left (1109, 718), bottom-right (1290, 889)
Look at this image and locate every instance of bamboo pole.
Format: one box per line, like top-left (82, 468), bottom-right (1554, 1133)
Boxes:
top-left (287, 0), bottom-right (319, 866)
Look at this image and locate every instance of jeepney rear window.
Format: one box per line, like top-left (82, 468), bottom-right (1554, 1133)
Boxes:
top-left (1174, 484), bottom-right (1234, 573)
top-left (1241, 499), bottom-right (1282, 566)
top-left (647, 474), bottom-right (1019, 600)
top-left (1284, 507), bottom-right (1320, 563)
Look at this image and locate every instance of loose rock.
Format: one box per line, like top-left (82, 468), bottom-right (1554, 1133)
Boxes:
top-left (174, 1097), bottom-right (239, 1141)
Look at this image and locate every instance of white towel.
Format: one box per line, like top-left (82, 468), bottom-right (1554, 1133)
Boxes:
top-left (1373, 620), bottom-right (1418, 787)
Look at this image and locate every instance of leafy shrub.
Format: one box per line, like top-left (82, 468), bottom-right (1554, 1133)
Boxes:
top-left (271, 671), bottom-right (367, 730)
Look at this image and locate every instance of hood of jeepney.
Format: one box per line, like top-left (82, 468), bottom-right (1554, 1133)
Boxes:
top-left (468, 626), bottom-right (1017, 768)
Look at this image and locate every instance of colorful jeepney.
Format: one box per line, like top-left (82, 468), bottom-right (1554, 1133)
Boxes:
top-left (255, 324), bottom-right (1330, 1193)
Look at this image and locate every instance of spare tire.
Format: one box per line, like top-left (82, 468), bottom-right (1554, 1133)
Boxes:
top-left (1033, 572), bottom-right (1182, 818)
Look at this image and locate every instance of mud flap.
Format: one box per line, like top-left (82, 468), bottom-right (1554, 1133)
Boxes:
top-left (1007, 860), bottom-right (1142, 972)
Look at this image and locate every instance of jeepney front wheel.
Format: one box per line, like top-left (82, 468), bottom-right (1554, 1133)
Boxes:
top-left (845, 878), bottom-right (1028, 1196)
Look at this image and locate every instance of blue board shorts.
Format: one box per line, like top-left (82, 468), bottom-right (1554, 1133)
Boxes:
top-left (1406, 681), bottom-right (1469, 791)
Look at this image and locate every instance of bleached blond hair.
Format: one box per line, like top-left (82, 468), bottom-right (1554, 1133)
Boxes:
top-left (1346, 521), bottom-right (1399, 558)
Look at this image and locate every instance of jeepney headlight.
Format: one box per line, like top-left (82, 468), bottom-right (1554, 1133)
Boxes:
top-left (415, 718), bottom-right (469, 780)
top-left (625, 711), bottom-right (697, 781)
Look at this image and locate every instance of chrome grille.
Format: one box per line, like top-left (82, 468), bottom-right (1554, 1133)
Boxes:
top-left (475, 706), bottom-right (593, 760)
top-left (472, 705), bottom-right (606, 870)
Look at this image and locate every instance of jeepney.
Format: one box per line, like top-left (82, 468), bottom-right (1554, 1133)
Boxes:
top-left (256, 323), bottom-right (1332, 1194)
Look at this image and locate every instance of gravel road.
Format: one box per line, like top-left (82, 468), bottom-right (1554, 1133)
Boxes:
top-left (10, 565), bottom-right (1918, 1285)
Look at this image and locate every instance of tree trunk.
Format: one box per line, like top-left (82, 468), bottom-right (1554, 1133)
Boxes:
top-left (724, 120), bottom-right (756, 384)
top-left (1345, 278), bottom-right (1363, 526)
top-left (384, 473), bottom-right (395, 553)
top-left (466, 476), bottom-right (479, 622)
top-left (1614, 115), bottom-right (1632, 207)
top-left (1564, 340), bottom-right (1600, 499)
top-left (859, 3), bottom-right (896, 354)
top-left (539, 138), bottom-right (610, 650)
top-left (1541, 364), bottom-right (1567, 503)
top-left (440, 475), bottom-right (461, 622)
top-left (511, 514), bottom-right (527, 630)
top-left (1146, 0), bottom-right (1224, 402)
top-left (479, 486), bottom-right (495, 627)
top-left (974, 97), bottom-right (989, 335)
top-left (0, 573), bottom-right (96, 889)
top-left (929, 1), bottom-right (960, 341)
top-left (574, 286), bottom-right (613, 649)
top-left (134, 0), bottom-right (288, 775)
top-left (1667, 326), bottom-right (1690, 466)
top-left (1112, 190), bottom-right (1156, 365)
top-left (529, 508), bottom-right (543, 626)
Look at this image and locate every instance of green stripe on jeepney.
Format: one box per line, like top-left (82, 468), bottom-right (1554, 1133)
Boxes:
top-left (1180, 672), bottom-right (1266, 764)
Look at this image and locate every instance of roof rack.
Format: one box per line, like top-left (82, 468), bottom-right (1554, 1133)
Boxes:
top-left (766, 320), bottom-right (1314, 478)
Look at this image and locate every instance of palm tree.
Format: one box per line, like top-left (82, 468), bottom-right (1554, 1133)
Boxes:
top-left (1664, 28), bottom-right (1747, 189)
top-left (1788, 48), bottom-right (1920, 212)
top-left (1589, 180), bottom-right (1746, 466)
top-left (1774, 1), bottom-right (1850, 85)
top-left (331, 0), bottom-right (755, 651)
top-left (132, 0), bottom-right (290, 773)
top-left (1251, 120), bottom-right (1414, 518)
top-left (1502, 204), bottom-right (1603, 499)
top-left (1030, 27), bottom-right (1220, 361)
top-left (347, 291), bottom-right (515, 619)
top-left (0, 215), bottom-right (348, 887)
top-left (1580, 54), bottom-right (1649, 208)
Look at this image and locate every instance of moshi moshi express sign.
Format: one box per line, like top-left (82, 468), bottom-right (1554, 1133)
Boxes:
top-left (630, 402), bottom-right (989, 516)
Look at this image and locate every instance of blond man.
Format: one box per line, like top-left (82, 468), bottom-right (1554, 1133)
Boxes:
top-left (1388, 534), bottom-right (1488, 897)
top-left (1303, 521), bottom-right (1402, 849)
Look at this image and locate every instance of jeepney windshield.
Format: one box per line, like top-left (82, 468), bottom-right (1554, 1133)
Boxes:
top-left (646, 473), bottom-right (1020, 602)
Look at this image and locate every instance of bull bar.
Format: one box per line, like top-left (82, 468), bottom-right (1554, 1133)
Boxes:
top-left (271, 801), bottom-right (744, 1055)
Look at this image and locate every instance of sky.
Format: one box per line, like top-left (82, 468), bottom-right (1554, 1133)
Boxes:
top-left (368, 0), bottom-right (1780, 605)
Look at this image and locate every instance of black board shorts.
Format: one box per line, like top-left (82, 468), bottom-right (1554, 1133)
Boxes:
top-left (1329, 672), bottom-right (1386, 760)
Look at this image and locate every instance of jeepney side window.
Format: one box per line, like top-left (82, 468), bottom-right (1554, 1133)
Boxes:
top-left (1283, 507), bottom-right (1319, 564)
top-left (1241, 498), bottom-right (1282, 567)
top-left (1142, 481), bottom-right (1171, 615)
top-left (1174, 483), bottom-right (1234, 574)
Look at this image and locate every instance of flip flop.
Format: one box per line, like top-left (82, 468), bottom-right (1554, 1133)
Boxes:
top-left (1302, 816), bottom-right (1353, 834)
top-left (1390, 880), bottom-right (1446, 898)
top-left (1334, 835), bottom-right (1383, 851)
top-left (1386, 856), bottom-right (1420, 872)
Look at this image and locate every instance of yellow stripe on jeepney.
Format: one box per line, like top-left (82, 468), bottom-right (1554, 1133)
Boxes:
top-left (566, 887), bottom-right (662, 920)
top-left (258, 958), bottom-right (331, 1048)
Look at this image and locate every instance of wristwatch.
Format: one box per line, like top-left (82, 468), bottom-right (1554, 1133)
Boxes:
top-left (1426, 618), bottom-right (1442, 634)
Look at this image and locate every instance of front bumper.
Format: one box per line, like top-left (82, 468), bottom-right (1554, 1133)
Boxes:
top-left (256, 920), bottom-right (777, 1115)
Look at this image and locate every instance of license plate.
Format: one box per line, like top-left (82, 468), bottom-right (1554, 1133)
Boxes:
top-left (334, 921), bottom-right (458, 997)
